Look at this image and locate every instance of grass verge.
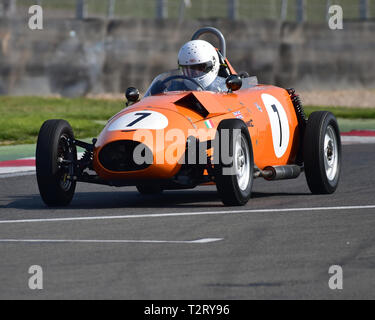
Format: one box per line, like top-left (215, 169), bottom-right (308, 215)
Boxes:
top-left (0, 96), bottom-right (124, 145)
top-left (0, 97), bottom-right (375, 146)
top-left (304, 106), bottom-right (375, 119)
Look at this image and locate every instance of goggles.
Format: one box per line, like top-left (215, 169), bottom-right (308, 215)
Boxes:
top-left (179, 61), bottom-right (214, 78)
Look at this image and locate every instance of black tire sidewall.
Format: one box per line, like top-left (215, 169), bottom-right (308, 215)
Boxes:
top-left (36, 119), bottom-right (77, 206)
top-left (320, 115), bottom-right (341, 190)
top-left (304, 112), bottom-right (341, 194)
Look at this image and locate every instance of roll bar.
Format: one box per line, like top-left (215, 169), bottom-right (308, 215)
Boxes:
top-left (191, 27), bottom-right (227, 58)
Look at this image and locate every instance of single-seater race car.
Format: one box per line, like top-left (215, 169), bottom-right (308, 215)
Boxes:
top-left (36, 27), bottom-right (341, 207)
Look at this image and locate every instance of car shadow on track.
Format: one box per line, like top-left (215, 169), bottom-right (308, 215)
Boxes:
top-left (0, 190), bottom-right (311, 211)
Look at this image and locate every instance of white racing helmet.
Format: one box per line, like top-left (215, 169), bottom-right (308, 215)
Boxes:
top-left (178, 40), bottom-right (220, 88)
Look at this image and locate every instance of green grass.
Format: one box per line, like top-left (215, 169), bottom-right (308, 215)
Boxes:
top-left (0, 96), bottom-right (124, 145)
top-left (304, 106), bottom-right (375, 119)
top-left (336, 118), bottom-right (375, 132)
top-left (1, 96), bottom-right (375, 146)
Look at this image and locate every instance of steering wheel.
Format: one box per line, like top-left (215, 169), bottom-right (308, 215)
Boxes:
top-left (160, 75), bottom-right (205, 91)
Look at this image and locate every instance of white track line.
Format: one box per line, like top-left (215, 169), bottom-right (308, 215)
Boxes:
top-left (0, 167), bottom-right (35, 175)
top-left (341, 136), bottom-right (375, 145)
top-left (0, 205), bottom-right (374, 225)
top-left (0, 171), bottom-right (35, 179)
top-left (0, 238), bottom-right (223, 244)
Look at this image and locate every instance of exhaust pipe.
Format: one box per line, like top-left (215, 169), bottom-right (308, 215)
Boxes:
top-left (255, 165), bottom-right (302, 181)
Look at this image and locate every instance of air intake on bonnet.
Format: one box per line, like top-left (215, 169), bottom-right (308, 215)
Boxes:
top-left (99, 140), bottom-right (152, 172)
top-left (174, 93), bottom-right (209, 117)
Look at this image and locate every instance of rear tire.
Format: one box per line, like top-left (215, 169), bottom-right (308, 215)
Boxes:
top-left (136, 185), bottom-right (163, 195)
top-left (214, 119), bottom-right (254, 206)
top-left (303, 111), bottom-right (341, 194)
top-left (36, 120), bottom-right (77, 206)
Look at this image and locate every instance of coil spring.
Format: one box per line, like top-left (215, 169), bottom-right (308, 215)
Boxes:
top-left (287, 88), bottom-right (307, 129)
top-left (287, 88), bottom-right (306, 165)
top-left (82, 150), bottom-right (92, 162)
top-left (80, 149), bottom-right (93, 170)
top-left (287, 88), bottom-right (307, 128)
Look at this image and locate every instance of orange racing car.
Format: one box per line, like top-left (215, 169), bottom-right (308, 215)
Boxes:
top-left (36, 27), bottom-right (342, 207)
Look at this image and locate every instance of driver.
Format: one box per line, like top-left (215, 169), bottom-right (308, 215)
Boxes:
top-left (177, 40), bottom-right (227, 92)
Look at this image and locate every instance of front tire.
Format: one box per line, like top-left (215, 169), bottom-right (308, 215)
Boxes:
top-left (214, 119), bottom-right (254, 206)
top-left (303, 111), bottom-right (341, 194)
top-left (36, 120), bottom-right (77, 206)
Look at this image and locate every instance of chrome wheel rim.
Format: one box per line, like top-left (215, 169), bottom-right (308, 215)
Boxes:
top-left (235, 134), bottom-right (251, 191)
top-left (324, 125), bottom-right (339, 182)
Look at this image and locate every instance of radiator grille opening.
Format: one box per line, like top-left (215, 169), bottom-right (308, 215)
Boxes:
top-left (99, 140), bottom-right (152, 172)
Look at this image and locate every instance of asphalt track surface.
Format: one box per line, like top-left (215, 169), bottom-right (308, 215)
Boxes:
top-left (0, 143), bottom-right (374, 299)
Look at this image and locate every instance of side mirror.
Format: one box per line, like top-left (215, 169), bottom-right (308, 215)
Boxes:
top-left (226, 75), bottom-right (242, 92)
top-left (125, 87), bottom-right (140, 103)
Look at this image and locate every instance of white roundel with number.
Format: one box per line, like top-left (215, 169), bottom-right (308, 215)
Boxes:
top-left (261, 93), bottom-right (290, 158)
top-left (108, 110), bottom-right (169, 131)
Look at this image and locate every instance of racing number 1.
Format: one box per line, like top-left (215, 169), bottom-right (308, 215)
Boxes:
top-left (126, 112), bottom-right (151, 127)
top-left (271, 104), bottom-right (282, 147)
top-left (261, 93), bottom-right (290, 158)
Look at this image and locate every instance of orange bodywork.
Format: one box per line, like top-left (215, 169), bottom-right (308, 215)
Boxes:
top-left (92, 83), bottom-right (300, 183)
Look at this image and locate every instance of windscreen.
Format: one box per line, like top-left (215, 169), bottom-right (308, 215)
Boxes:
top-left (144, 70), bottom-right (203, 97)
top-left (144, 70), bottom-right (259, 97)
